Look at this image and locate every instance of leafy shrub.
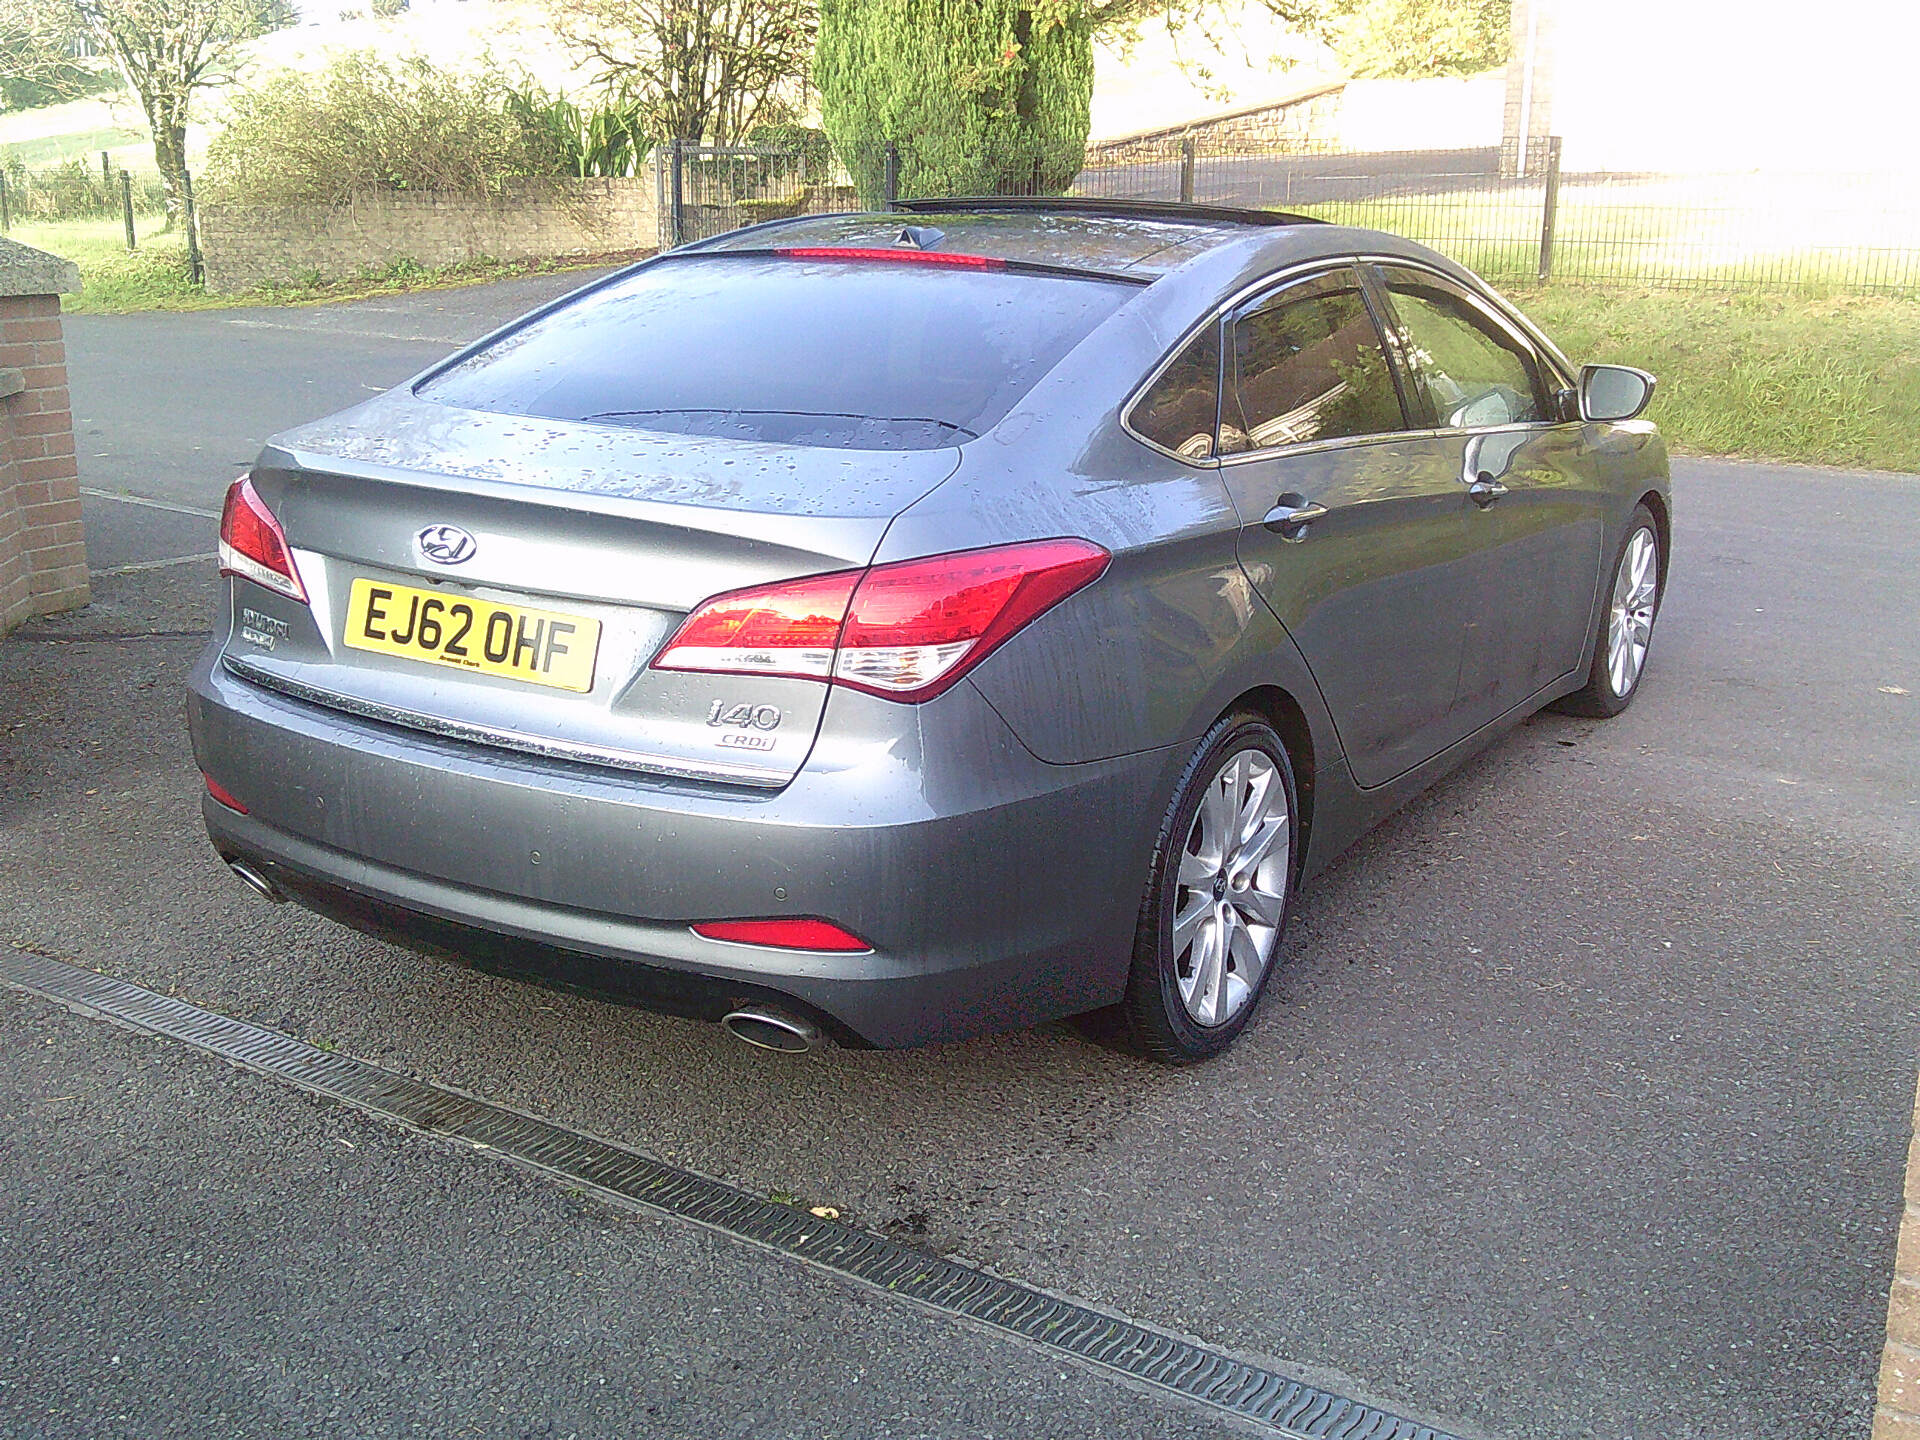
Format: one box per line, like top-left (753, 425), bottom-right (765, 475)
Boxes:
top-left (0, 63), bottom-right (121, 113)
top-left (204, 53), bottom-right (543, 206)
top-left (1331, 0), bottom-right (1511, 79)
top-left (1328, 0), bottom-right (1505, 79)
top-left (503, 83), bottom-right (653, 178)
top-left (815, 0), bottom-right (1093, 205)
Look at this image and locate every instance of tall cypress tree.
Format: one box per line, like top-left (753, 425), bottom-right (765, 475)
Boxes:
top-left (816, 0), bottom-right (1095, 204)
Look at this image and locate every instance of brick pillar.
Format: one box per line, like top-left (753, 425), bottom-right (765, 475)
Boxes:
top-left (0, 239), bottom-right (85, 635)
top-left (1876, 1072), bottom-right (1920, 1439)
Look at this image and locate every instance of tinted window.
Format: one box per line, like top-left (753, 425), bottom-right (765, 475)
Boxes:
top-left (419, 256), bottom-right (1133, 451)
top-left (1221, 269), bottom-right (1404, 454)
top-left (1130, 324), bottom-right (1220, 459)
top-left (1377, 267), bottom-right (1547, 428)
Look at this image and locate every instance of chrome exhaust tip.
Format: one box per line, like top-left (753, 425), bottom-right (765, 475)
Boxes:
top-left (228, 860), bottom-right (284, 905)
top-left (720, 1005), bottom-right (823, 1054)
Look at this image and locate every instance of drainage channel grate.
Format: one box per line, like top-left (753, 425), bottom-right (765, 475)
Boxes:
top-left (2, 947), bottom-right (1468, 1440)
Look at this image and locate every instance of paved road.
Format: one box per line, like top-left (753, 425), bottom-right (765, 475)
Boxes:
top-left (68, 269), bottom-right (619, 572)
top-left (2, 277), bottom-right (1916, 1439)
top-left (0, 991), bottom-right (1241, 1440)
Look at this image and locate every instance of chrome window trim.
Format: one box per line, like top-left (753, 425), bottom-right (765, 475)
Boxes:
top-left (1211, 417), bottom-right (1587, 469)
top-left (1216, 427), bottom-right (1419, 468)
top-left (1119, 252), bottom-right (1580, 468)
top-left (222, 653), bottom-right (790, 790)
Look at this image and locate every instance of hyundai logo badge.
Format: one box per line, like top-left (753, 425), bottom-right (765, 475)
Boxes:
top-left (416, 524), bottom-right (477, 566)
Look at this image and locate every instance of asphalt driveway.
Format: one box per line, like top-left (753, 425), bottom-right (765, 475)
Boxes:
top-left (1, 275), bottom-right (1915, 1440)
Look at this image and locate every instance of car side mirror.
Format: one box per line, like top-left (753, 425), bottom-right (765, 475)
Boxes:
top-left (1579, 364), bottom-right (1656, 423)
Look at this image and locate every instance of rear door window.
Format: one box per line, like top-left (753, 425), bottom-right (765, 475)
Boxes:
top-left (1222, 268), bottom-right (1405, 454)
top-left (418, 255), bottom-right (1135, 452)
top-left (1374, 266), bottom-right (1549, 429)
top-left (1129, 323), bottom-right (1221, 459)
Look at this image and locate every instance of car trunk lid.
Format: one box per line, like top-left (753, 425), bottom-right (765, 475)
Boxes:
top-left (219, 398), bottom-right (960, 787)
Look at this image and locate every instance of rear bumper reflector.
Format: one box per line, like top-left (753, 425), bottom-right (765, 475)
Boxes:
top-left (691, 918), bottom-right (874, 953)
top-left (204, 773), bottom-right (248, 813)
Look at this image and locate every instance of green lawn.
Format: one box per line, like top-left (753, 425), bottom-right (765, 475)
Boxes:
top-left (4, 125), bottom-right (146, 167)
top-left (1275, 185), bottom-right (1920, 470)
top-left (1289, 180), bottom-right (1920, 294)
top-left (9, 217), bottom-right (222, 313)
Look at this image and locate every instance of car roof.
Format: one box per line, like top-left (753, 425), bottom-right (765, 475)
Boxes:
top-left (688, 198), bottom-right (1324, 280)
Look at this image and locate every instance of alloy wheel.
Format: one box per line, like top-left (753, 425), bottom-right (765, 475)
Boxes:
top-left (1171, 749), bottom-right (1291, 1028)
top-left (1607, 527), bottom-right (1659, 697)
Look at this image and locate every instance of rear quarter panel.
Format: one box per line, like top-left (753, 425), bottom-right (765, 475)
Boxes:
top-left (878, 296), bottom-right (1346, 775)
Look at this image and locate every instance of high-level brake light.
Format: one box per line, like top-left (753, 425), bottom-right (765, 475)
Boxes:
top-left (652, 539), bottom-right (1110, 703)
top-left (218, 476), bottom-right (307, 602)
top-left (773, 246), bottom-right (1008, 269)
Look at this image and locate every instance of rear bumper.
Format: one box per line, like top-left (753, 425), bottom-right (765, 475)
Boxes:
top-left (188, 644), bottom-right (1172, 1047)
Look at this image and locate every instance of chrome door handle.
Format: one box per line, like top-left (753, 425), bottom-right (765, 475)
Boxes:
top-left (1467, 476), bottom-right (1508, 508)
top-left (1262, 500), bottom-right (1328, 538)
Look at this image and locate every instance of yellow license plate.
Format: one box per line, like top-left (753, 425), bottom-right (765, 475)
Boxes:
top-left (344, 578), bottom-right (601, 693)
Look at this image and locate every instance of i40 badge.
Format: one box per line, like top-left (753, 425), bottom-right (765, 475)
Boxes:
top-left (707, 701), bottom-right (782, 731)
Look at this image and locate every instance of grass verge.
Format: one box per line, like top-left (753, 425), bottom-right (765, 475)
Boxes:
top-left (10, 218), bottom-right (222, 312)
top-left (4, 216), bottom-right (632, 316)
top-left (1512, 284), bottom-right (1920, 474)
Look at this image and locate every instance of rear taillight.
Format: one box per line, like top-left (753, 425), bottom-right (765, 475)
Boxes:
top-left (691, 917), bottom-right (873, 953)
top-left (648, 569), bottom-right (860, 680)
top-left (652, 539), bottom-right (1109, 703)
top-left (834, 540), bottom-right (1111, 699)
top-left (218, 476), bottom-right (306, 602)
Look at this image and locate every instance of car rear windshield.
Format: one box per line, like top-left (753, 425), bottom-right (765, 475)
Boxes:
top-left (416, 255), bottom-right (1136, 451)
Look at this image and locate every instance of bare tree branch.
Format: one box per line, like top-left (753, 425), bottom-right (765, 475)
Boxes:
top-left (6, 0), bottom-right (261, 220)
top-left (545, 0), bottom-right (816, 144)
top-left (0, 0), bottom-right (116, 106)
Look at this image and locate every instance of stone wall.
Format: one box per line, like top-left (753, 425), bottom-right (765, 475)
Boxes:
top-left (1084, 83), bottom-right (1347, 169)
top-left (1876, 1073), bottom-right (1920, 1438)
top-left (199, 176), bottom-right (659, 294)
top-left (0, 240), bottom-right (86, 635)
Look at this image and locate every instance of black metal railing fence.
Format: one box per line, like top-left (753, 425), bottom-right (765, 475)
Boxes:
top-left (1093, 134), bottom-right (1920, 294)
top-left (658, 139), bottom-right (855, 245)
top-left (658, 130), bottom-right (1920, 296)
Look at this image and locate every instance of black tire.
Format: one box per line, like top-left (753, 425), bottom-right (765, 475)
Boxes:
top-left (1123, 712), bottom-right (1298, 1064)
top-left (1554, 503), bottom-right (1662, 718)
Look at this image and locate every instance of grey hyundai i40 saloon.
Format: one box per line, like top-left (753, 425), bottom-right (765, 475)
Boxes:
top-left (189, 197), bottom-right (1668, 1062)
